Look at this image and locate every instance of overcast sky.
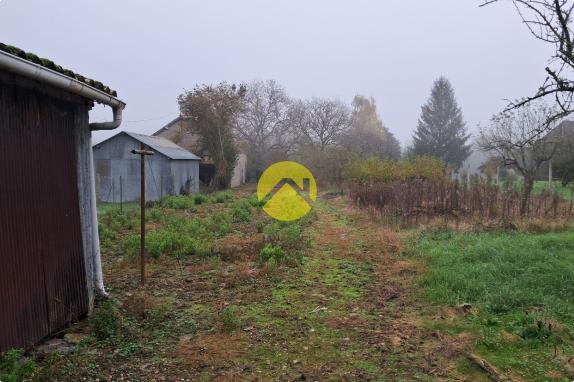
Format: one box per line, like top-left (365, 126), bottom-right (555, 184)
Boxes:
top-left (0, 0), bottom-right (553, 147)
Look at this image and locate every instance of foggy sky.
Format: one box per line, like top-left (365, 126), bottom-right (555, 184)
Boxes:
top-left (0, 0), bottom-right (553, 147)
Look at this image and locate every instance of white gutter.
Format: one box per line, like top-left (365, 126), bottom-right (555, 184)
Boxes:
top-left (0, 49), bottom-right (126, 298)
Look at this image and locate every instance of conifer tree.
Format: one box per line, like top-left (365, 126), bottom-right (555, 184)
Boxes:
top-left (412, 77), bottom-right (471, 170)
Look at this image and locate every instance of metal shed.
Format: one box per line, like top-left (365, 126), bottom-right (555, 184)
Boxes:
top-left (93, 132), bottom-right (200, 202)
top-left (0, 43), bottom-right (125, 351)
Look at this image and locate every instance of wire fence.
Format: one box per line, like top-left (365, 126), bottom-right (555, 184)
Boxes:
top-left (96, 173), bottom-right (197, 205)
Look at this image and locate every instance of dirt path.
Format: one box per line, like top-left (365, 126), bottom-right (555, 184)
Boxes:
top-left (47, 194), bottom-right (478, 381)
top-left (227, 197), bottom-right (470, 381)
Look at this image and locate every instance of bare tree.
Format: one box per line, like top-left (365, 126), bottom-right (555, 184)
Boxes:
top-left (234, 80), bottom-right (295, 178)
top-left (479, 101), bottom-right (559, 214)
top-left (482, 0), bottom-right (574, 126)
top-left (299, 98), bottom-right (350, 151)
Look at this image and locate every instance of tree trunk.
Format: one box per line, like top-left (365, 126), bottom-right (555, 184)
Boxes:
top-left (520, 176), bottom-right (534, 216)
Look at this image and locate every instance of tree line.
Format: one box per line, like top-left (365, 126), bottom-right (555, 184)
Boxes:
top-left (178, 77), bottom-right (474, 189)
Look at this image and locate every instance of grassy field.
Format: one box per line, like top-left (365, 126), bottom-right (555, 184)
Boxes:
top-left (514, 180), bottom-right (574, 200)
top-left (3, 187), bottom-right (574, 381)
top-left (414, 229), bottom-right (574, 381)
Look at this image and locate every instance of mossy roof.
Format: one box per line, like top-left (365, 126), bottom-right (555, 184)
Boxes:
top-left (0, 42), bottom-right (118, 97)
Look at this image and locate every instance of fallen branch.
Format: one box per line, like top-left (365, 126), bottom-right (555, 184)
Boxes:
top-left (467, 353), bottom-right (512, 382)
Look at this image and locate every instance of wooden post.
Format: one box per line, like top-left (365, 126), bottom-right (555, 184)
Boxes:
top-left (131, 144), bottom-right (154, 285)
top-left (120, 175), bottom-right (123, 212)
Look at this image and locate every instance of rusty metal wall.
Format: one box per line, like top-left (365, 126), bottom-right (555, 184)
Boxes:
top-left (0, 74), bottom-right (89, 351)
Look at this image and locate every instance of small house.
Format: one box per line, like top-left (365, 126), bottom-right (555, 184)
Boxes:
top-left (0, 43), bottom-right (125, 351)
top-left (153, 117), bottom-right (247, 187)
top-left (93, 131), bottom-right (200, 202)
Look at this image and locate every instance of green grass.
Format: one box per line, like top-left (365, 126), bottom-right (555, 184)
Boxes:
top-left (512, 180), bottom-right (574, 200)
top-left (415, 229), bottom-right (574, 380)
top-left (97, 202), bottom-right (139, 215)
top-left (0, 349), bottom-right (36, 382)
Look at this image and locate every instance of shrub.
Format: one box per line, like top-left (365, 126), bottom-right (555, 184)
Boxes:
top-left (344, 155), bottom-right (445, 185)
top-left (206, 212), bottom-right (232, 237)
top-left (162, 195), bottom-right (195, 209)
top-left (213, 190), bottom-right (234, 203)
top-left (248, 194), bottom-right (265, 207)
top-left (219, 306), bottom-right (241, 333)
top-left (232, 206), bottom-right (251, 223)
top-left (263, 221), bottom-right (306, 250)
top-left (91, 300), bottom-right (119, 341)
top-left (0, 349), bottom-right (35, 382)
top-left (192, 193), bottom-right (208, 205)
top-left (259, 244), bottom-right (286, 264)
top-left (147, 207), bottom-right (165, 222)
top-left (231, 199), bottom-right (252, 223)
top-left (101, 209), bottom-right (137, 231)
top-left (280, 224), bottom-right (304, 250)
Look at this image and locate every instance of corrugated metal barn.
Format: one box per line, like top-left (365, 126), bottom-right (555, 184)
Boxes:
top-left (0, 43), bottom-right (125, 351)
top-left (93, 132), bottom-right (200, 202)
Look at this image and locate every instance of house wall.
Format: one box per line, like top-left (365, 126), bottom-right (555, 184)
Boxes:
top-left (155, 118), bottom-right (247, 188)
top-left (231, 152), bottom-right (247, 188)
top-left (0, 71), bottom-right (91, 351)
top-left (155, 118), bottom-right (201, 152)
top-left (93, 135), bottom-right (199, 202)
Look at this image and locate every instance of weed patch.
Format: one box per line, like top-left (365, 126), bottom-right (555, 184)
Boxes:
top-left (162, 195), bottom-right (195, 210)
top-left (192, 193), bottom-right (208, 205)
top-left (0, 349), bottom-right (35, 382)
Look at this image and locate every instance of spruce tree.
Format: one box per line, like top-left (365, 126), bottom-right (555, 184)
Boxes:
top-left (412, 77), bottom-right (471, 170)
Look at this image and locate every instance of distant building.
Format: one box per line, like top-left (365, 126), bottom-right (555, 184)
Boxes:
top-left (93, 131), bottom-right (200, 202)
top-left (0, 43), bottom-right (125, 351)
top-left (457, 147), bottom-right (490, 179)
top-left (153, 117), bottom-right (247, 188)
top-left (537, 120), bottom-right (574, 181)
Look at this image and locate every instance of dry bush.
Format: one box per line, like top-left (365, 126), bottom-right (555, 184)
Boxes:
top-left (351, 178), bottom-right (573, 226)
top-left (122, 291), bottom-right (163, 319)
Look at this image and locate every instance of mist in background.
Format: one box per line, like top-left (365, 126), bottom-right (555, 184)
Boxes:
top-left (0, 0), bottom-right (552, 146)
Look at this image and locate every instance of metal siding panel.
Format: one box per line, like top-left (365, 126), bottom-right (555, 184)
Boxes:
top-left (0, 77), bottom-right (88, 351)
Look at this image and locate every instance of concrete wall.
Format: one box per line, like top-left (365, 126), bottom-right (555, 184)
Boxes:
top-left (231, 152), bottom-right (247, 188)
top-left (93, 134), bottom-right (199, 202)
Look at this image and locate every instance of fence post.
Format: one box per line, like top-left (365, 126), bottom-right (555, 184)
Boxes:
top-left (120, 175), bottom-right (123, 212)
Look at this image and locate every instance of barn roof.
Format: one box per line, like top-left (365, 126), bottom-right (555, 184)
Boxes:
top-left (0, 42), bottom-right (117, 97)
top-left (123, 132), bottom-right (201, 160)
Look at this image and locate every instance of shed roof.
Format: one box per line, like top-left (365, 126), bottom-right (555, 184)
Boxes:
top-left (99, 131), bottom-right (201, 160)
top-left (0, 42), bottom-right (117, 97)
